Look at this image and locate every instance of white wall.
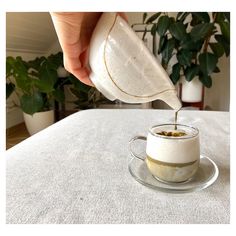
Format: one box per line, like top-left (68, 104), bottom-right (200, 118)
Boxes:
top-left (204, 56), bottom-right (230, 111)
top-left (46, 40), bottom-right (62, 55)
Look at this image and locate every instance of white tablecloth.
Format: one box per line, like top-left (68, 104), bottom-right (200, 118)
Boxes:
top-left (6, 109), bottom-right (230, 223)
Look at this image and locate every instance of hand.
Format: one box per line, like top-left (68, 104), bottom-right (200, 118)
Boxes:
top-left (50, 12), bottom-right (128, 86)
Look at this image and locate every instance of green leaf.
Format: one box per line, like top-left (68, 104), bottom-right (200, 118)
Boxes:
top-left (170, 63), bottom-right (181, 84)
top-left (190, 23), bottom-right (214, 41)
top-left (209, 42), bottom-right (225, 58)
top-left (47, 52), bottom-right (63, 69)
top-left (34, 78), bottom-right (55, 93)
top-left (156, 15), bottom-right (170, 36)
top-left (70, 88), bottom-right (88, 103)
top-left (52, 89), bottom-right (65, 103)
top-left (161, 38), bottom-right (175, 65)
top-left (151, 23), bottom-right (157, 36)
top-left (6, 82), bottom-right (15, 99)
top-left (143, 13), bottom-right (147, 23)
top-left (177, 12), bottom-right (183, 20)
top-left (20, 92), bottom-right (44, 115)
top-left (178, 12), bottom-right (190, 22)
top-left (6, 56), bottom-right (15, 67)
top-left (199, 75), bottom-right (212, 88)
top-left (6, 60), bottom-right (12, 77)
top-left (36, 61), bottom-right (58, 93)
top-left (15, 56), bottom-right (29, 74)
top-left (199, 52), bottom-right (218, 75)
top-left (177, 49), bottom-right (193, 66)
top-left (223, 12), bottom-right (230, 22)
top-left (28, 57), bottom-right (46, 71)
top-left (184, 65), bottom-right (200, 82)
top-left (145, 12), bottom-right (161, 24)
top-left (69, 74), bottom-right (91, 93)
top-left (158, 35), bottom-right (167, 54)
top-left (215, 34), bottom-right (230, 56)
top-left (169, 22), bottom-right (187, 41)
top-left (214, 12), bottom-right (225, 24)
top-left (191, 12), bottom-right (210, 23)
top-left (220, 21), bottom-right (230, 43)
top-left (176, 12), bottom-right (189, 22)
top-left (169, 17), bottom-right (175, 24)
top-left (180, 34), bottom-right (203, 51)
top-left (7, 56), bottom-right (32, 93)
top-left (15, 75), bottom-right (32, 93)
top-left (190, 14), bottom-right (202, 26)
top-left (70, 87), bottom-right (81, 98)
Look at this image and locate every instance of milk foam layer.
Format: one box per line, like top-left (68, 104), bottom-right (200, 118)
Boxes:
top-left (146, 125), bottom-right (200, 164)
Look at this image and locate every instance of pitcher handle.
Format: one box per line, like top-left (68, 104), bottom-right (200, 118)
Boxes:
top-left (129, 136), bottom-right (147, 161)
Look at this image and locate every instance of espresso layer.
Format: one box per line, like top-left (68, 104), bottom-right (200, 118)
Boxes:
top-left (146, 156), bottom-right (198, 167)
top-left (146, 156), bottom-right (199, 183)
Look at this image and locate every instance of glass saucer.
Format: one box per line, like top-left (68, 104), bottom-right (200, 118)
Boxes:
top-left (128, 155), bottom-right (219, 193)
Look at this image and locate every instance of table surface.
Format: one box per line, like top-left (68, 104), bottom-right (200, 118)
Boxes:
top-left (6, 109), bottom-right (230, 224)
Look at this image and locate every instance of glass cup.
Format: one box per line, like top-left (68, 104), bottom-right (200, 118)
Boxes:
top-left (129, 124), bottom-right (200, 183)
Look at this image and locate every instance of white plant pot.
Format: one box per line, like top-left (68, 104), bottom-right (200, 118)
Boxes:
top-left (181, 77), bottom-right (203, 103)
top-left (23, 110), bottom-right (55, 135)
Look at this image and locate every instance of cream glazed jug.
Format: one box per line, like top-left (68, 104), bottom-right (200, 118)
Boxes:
top-left (89, 13), bottom-right (182, 110)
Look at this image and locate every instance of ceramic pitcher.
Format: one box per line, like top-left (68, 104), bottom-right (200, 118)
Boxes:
top-left (89, 13), bottom-right (182, 110)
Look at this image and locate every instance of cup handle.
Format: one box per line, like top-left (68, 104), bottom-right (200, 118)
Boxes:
top-left (129, 136), bottom-right (147, 161)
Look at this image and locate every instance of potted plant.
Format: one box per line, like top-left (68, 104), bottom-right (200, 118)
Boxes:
top-left (6, 52), bottom-right (65, 135)
top-left (142, 12), bottom-right (230, 104)
top-left (68, 74), bottom-right (113, 110)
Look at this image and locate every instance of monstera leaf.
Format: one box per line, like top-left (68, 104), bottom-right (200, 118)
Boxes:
top-left (35, 61), bottom-right (58, 93)
top-left (20, 92), bottom-right (44, 115)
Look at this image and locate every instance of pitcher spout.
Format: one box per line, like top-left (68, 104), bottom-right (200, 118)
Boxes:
top-left (158, 90), bottom-right (182, 111)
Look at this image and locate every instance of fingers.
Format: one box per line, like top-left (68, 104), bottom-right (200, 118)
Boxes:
top-left (70, 67), bottom-right (93, 86)
top-left (117, 12), bottom-right (128, 22)
top-left (63, 52), bottom-right (94, 86)
top-left (51, 12), bottom-right (127, 88)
